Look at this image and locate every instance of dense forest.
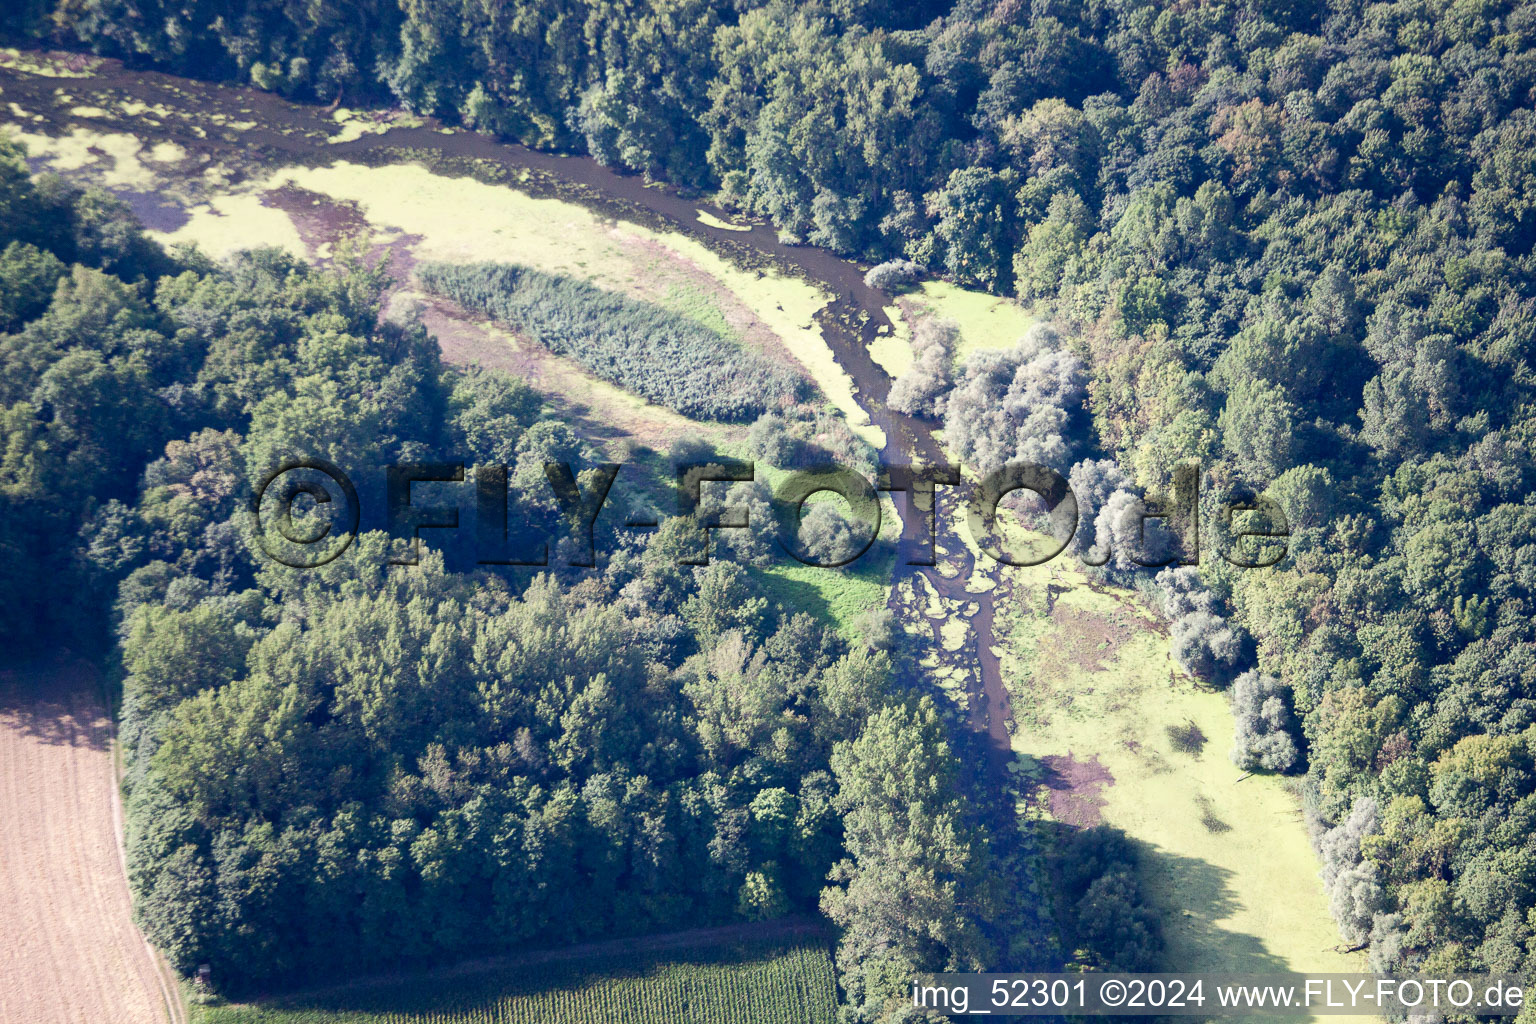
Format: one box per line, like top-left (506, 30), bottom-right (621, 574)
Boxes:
top-left (9, 0), bottom-right (1536, 1000)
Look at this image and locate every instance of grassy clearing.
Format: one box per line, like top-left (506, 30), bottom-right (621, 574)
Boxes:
top-left (993, 556), bottom-right (1370, 1021)
top-left (757, 548), bottom-right (892, 637)
top-left (271, 161), bottom-right (633, 277)
top-left (659, 282), bottom-right (736, 338)
top-left (667, 453), bottom-right (888, 638)
top-left (748, 471), bottom-right (896, 636)
top-left (901, 281), bottom-right (1036, 367)
top-left (867, 303), bottom-right (913, 378)
top-left (745, 474), bottom-right (887, 626)
top-left (190, 938), bottom-right (836, 1024)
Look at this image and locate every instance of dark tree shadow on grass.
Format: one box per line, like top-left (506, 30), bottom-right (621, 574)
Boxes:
top-left (1134, 841), bottom-right (1314, 1022)
top-left (1166, 719), bottom-right (1208, 756)
top-left (1040, 818), bottom-right (1313, 1023)
top-left (0, 656), bottom-right (112, 752)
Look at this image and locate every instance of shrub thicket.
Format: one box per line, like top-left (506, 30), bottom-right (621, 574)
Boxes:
top-left (941, 323), bottom-right (1086, 474)
top-left (418, 262), bottom-right (803, 421)
top-left (1229, 671), bottom-right (1301, 774)
top-left (1053, 826), bottom-right (1163, 972)
top-left (886, 316), bottom-right (957, 419)
top-left (862, 260), bottom-right (921, 292)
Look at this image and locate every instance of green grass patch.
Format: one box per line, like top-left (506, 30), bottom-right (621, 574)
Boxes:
top-left (695, 209), bottom-right (752, 232)
top-left (756, 544), bottom-right (892, 637)
top-left (750, 473), bottom-right (897, 637)
top-left (659, 283), bottom-right (736, 340)
top-left (993, 558), bottom-right (1367, 1015)
top-left (190, 937), bottom-right (836, 1024)
top-left (867, 304), bottom-right (913, 378)
top-left (904, 281), bottom-right (1037, 367)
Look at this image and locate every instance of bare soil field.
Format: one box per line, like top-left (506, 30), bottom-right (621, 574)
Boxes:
top-left (0, 659), bottom-right (172, 1024)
